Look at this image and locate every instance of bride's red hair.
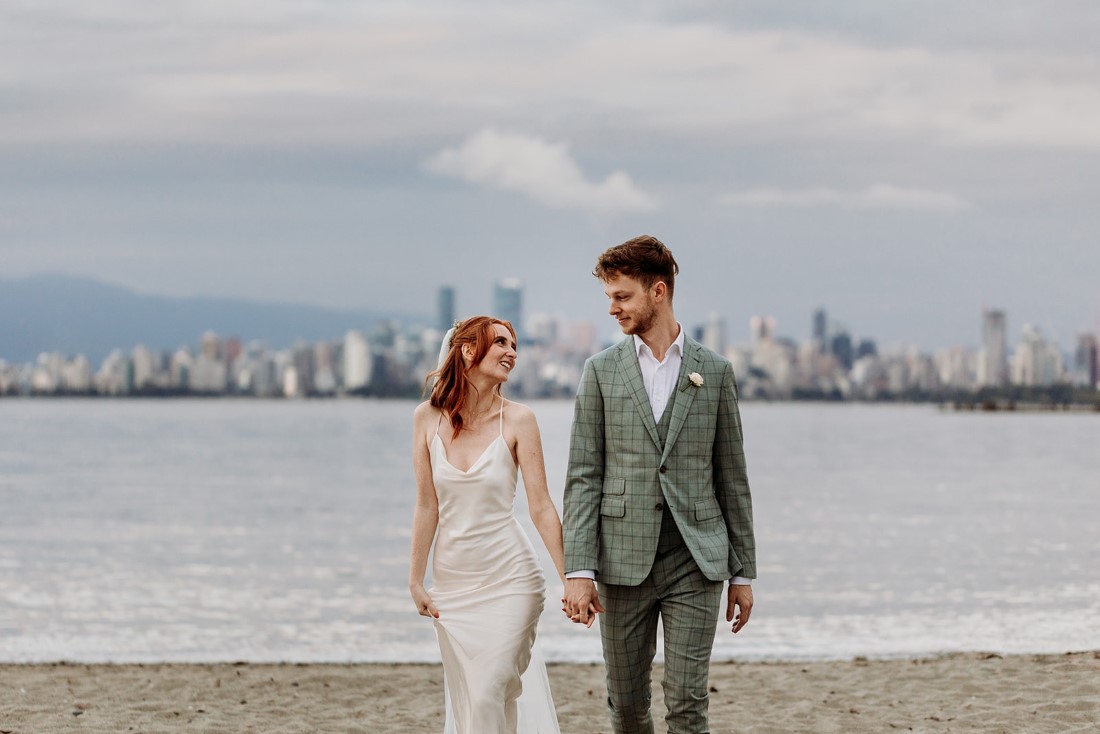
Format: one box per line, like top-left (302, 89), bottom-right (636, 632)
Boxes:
top-left (427, 316), bottom-right (517, 440)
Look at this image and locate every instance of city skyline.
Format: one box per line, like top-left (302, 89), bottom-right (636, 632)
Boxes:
top-left (3, 3), bottom-right (1099, 351)
top-left (1, 271), bottom-right (1096, 365)
top-left (4, 291), bottom-right (1097, 399)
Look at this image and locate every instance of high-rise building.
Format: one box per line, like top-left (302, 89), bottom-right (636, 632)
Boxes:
top-left (935, 346), bottom-right (975, 390)
top-left (703, 312), bottom-right (726, 355)
top-left (812, 308), bottom-right (827, 352)
top-left (978, 309), bottom-right (1008, 387)
top-left (830, 331), bottom-right (854, 371)
top-left (313, 342), bottom-right (337, 394)
top-left (344, 330), bottom-right (373, 392)
top-left (856, 339), bottom-right (877, 360)
top-left (527, 312), bottom-right (560, 344)
top-left (224, 338), bottom-right (243, 364)
top-left (1073, 333), bottom-right (1098, 389)
top-left (568, 321), bottom-right (598, 355)
top-left (1010, 324), bottom-right (1064, 386)
top-left (60, 355), bottom-right (92, 393)
top-left (749, 315), bottom-right (775, 342)
top-left (437, 285), bottom-right (456, 332)
top-left (291, 343), bottom-right (315, 394)
top-left (493, 278), bottom-right (523, 338)
top-left (131, 345), bottom-right (157, 390)
top-left (170, 348), bottom-right (193, 389)
top-left (201, 331), bottom-right (222, 361)
top-left (190, 331), bottom-right (228, 393)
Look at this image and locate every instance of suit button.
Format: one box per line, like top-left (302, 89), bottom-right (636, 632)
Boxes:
top-left (659, 465), bottom-right (668, 474)
top-left (655, 502), bottom-right (664, 511)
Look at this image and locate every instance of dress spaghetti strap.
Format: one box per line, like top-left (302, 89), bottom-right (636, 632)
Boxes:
top-left (435, 409), bottom-right (445, 438)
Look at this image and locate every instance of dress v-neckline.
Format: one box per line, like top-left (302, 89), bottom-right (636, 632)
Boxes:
top-left (433, 396), bottom-right (509, 474)
top-left (434, 433), bottom-right (504, 474)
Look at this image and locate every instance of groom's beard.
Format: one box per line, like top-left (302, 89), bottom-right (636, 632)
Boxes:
top-left (621, 300), bottom-right (658, 336)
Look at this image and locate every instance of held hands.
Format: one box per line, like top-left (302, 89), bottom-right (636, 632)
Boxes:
top-left (726, 583), bottom-right (753, 633)
top-left (410, 582), bottom-right (439, 619)
top-left (561, 578), bottom-right (604, 628)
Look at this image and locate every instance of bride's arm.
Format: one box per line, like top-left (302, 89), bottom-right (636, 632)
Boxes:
top-left (408, 402), bottom-right (440, 618)
top-left (513, 405), bottom-right (566, 585)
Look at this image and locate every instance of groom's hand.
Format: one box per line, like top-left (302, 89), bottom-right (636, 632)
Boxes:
top-left (563, 578), bottom-right (604, 628)
top-left (727, 583), bottom-right (753, 633)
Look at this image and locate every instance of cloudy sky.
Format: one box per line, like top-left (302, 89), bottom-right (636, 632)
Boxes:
top-left (3, 1), bottom-right (1099, 349)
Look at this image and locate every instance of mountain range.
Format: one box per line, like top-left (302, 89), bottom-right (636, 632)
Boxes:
top-left (0, 275), bottom-right (422, 364)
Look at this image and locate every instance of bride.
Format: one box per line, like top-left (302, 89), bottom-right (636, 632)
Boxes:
top-left (409, 316), bottom-right (565, 733)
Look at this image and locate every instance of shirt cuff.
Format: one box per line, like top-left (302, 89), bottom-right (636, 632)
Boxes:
top-left (731, 576), bottom-right (752, 585)
top-left (565, 570), bottom-right (596, 580)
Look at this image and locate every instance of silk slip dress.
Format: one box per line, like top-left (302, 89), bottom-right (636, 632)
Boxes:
top-left (429, 398), bottom-right (560, 734)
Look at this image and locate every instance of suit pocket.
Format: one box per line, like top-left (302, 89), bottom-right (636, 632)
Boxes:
top-left (695, 499), bottom-right (722, 522)
top-left (602, 477), bottom-right (626, 495)
top-left (601, 497), bottom-right (626, 518)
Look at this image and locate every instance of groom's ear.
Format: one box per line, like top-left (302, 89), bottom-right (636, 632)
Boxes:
top-left (652, 280), bottom-right (668, 301)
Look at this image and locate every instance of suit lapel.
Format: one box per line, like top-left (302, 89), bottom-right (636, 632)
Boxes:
top-left (615, 340), bottom-right (662, 450)
top-left (661, 338), bottom-right (702, 461)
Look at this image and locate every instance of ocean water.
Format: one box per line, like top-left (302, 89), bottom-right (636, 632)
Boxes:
top-left (1, 399), bottom-right (1098, 663)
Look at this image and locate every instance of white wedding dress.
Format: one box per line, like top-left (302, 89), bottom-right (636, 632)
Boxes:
top-left (429, 398), bottom-right (560, 734)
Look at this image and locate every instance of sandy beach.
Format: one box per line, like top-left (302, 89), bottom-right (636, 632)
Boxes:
top-left (2, 652), bottom-right (1097, 733)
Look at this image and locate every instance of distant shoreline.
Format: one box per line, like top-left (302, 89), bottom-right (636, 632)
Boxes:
top-left (940, 399), bottom-right (1100, 412)
top-left (4, 392), bottom-right (1100, 411)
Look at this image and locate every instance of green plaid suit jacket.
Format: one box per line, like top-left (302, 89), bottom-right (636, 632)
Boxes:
top-left (563, 335), bottom-right (756, 586)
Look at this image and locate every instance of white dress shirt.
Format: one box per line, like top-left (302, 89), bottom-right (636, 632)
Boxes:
top-left (634, 328), bottom-right (683, 423)
top-left (568, 324), bottom-right (750, 586)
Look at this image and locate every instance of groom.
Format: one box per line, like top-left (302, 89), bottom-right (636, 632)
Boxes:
top-left (562, 235), bottom-right (756, 734)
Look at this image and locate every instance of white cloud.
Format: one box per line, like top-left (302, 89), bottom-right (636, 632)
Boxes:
top-left (425, 129), bottom-right (657, 213)
top-left (5, 3), bottom-right (1100, 152)
top-left (718, 184), bottom-right (971, 211)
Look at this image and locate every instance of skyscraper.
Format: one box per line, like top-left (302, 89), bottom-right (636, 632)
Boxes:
top-left (979, 309), bottom-right (1008, 387)
top-left (856, 338), bottom-right (877, 360)
top-left (1011, 323), bottom-right (1063, 387)
top-left (749, 315), bottom-right (775, 342)
top-left (830, 330), bottom-right (854, 371)
top-left (343, 330), bottom-right (372, 392)
top-left (493, 278), bottom-right (523, 338)
top-left (812, 308), bottom-right (827, 352)
top-left (437, 285), bottom-right (456, 332)
top-left (201, 331), bottom-right (222, 361)
top-left (703, 312), bottom-right (726, 355)
top-left (1073, 333), bottom-right (1098, 389)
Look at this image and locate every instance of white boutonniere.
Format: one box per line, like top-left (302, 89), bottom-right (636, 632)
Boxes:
top-left (688, 372), bottom-right (704, 387)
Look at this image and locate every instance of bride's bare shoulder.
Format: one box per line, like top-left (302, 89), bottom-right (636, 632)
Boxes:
top-left (504, 399), bottom-right (538, 426)
top-left (413, 400), bottom-right (442, 426)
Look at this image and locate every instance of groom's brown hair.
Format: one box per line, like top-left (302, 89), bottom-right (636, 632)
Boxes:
top-left (593, 235), bottom-right (679, 299)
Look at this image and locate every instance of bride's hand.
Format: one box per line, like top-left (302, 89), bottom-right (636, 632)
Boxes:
top-left (563, 578), bottom-right (603, 628)
top-left (410, 583), bottom-right (440, 619)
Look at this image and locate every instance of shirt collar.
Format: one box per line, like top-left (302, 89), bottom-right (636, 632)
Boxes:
top-left (634, 323), bottom-right (685, 360)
